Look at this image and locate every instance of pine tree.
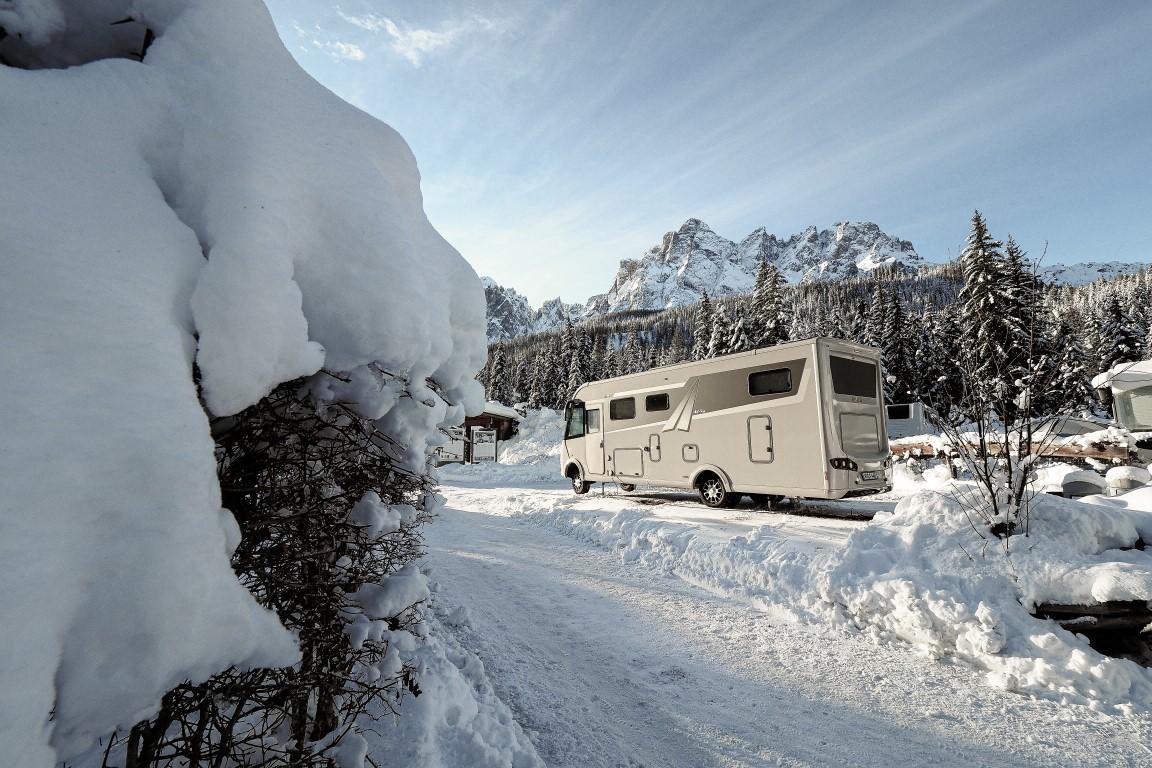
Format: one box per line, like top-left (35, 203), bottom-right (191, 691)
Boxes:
top-left (865, 280), bottom-right (888, 348)
top-left (1001, 236), bottom-right (1037, 376)
top-left (487, 343), bottom-right (509, 404)
top-left (667, 329), bottom-right (688, 365)
top-left (880, 291), bottom-right (913, 402)
top-left (621, 332), bottom-right (642, 374)
top-left (691, 291), bottom-right (714, 360)
top-left (749, 260), bottom-right (787, 347)
top-left (957, 210), bottom-right (1008, 402)
top-left (727, 314), bottom-right (752, 354)
top-left (708, 302), bottom-right (733, 358)
top-left (1097, 296), bottom-right (1146, 372)
top-left (1046, 318), bottom-right (1095, 415)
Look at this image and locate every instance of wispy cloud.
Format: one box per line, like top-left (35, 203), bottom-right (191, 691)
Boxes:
top-left (312, 39), bottom-right (367, 62)
top-left (336, 9), bottom-right (498, 67)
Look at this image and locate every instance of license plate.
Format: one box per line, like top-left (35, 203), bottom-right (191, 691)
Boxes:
top-left (859, 471), bottom-right (880, 481)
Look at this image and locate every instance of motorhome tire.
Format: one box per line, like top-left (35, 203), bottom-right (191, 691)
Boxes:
top-left (619, 483), bottom-right (636, 492)
top-left (697, 474), bottom-right (734, 509)
top-left (569, 467), bottom-right (591, 494)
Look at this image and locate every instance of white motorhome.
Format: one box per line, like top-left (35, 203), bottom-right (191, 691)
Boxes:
top-left (560, 337), bottom-right (892, 507)
top-left (885, 402), bottom-right (929, 439)
top-left (1094, 360), bottom-right (1152, 432)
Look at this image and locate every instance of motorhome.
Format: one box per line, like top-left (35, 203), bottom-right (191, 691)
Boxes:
top-left (1094, 360), bottom-right (1152, 433)
top-left (885, 402), bottom-right (929, 439)
top-left (560, 337), bottom-right (892, 507)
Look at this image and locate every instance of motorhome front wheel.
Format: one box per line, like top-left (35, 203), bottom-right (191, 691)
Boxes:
top-left (698, 474), bottom-right (735, 508)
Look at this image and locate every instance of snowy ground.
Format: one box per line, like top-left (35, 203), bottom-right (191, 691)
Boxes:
top-left (424, 476), bottom-right (1152, 766)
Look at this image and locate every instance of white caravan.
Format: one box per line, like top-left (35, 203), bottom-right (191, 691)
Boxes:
top-left (885, 402), bottom-right (929, 439)
top-left (560, 337), bottom-right (892, 507)
top-left (1094, 360), bottom-right (1152, 432)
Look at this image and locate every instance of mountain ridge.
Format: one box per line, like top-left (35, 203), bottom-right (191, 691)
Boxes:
top-left (483, 218), bottom-right (1148, 342)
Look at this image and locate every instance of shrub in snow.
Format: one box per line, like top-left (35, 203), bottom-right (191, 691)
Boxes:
top-left (924, 212), bottom-right (1069, 543)
top-left (92, 377), bottom-right (441, 767)
top-left (0, 0), bottom-right (484, 765)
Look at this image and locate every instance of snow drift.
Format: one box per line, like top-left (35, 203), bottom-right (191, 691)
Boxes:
top-left (0, 1), bottom-right (485, 765)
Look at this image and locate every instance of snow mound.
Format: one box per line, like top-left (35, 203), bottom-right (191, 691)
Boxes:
top-left (497, 408), bottom-right (564, 465)
top-left (825, 491), bottom-right (1152, 710)
top-left (1032, 463), bottom-right (1109, 495)
top-left (1, 0), bottom-right (485, 764)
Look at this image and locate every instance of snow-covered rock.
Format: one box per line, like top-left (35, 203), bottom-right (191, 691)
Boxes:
top-left (483, 277), bottom-right (585, 342)
top-left (0, 1), bottom-right (485, 764)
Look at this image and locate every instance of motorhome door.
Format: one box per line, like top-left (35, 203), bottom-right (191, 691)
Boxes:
top-left (585, 407), bottom-right (605, 475)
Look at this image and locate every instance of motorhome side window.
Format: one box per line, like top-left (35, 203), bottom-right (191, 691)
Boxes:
top-left (564, 404), bottom-right (585, 439)
top-left (830, 356), bottom-right (878, 398)
top-left (645, 393), bottom-right (670, 412)
top-left (610, 397), bottom-right (636, 420)
top-left (586, 408), bottom-right (601, 433)
top-left (748, 368), bottom-right (791, 396)
top-left (887, 404), bottom-right (910, 420)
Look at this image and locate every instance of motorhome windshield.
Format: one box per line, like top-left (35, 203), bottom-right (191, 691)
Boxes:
top-left (1114, 386), bottom-right (1152, 430)
top-left (830, 356), bottom-right (878, 399)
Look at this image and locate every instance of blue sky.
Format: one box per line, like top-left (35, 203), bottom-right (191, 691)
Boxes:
top-left (266, 0), bottom-right (1152, 306)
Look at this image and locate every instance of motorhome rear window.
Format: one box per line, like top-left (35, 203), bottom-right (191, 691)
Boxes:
top-left (887, 404), bottom-right (910, 420)
top-left (830, 356), bottom-right (878, 398)
top-left (645, 393), bottom-right (670, 412)
top-left (748, 368), bottom-right (792, 396)
top-left (610, 397), bottom-right (636, 420)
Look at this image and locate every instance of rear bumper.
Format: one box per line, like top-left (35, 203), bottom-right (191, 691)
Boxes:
top-left (841, 485), bottom-right (892, 498)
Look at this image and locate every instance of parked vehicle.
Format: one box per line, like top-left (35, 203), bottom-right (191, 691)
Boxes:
top-left (560, 337), bottom-right (892, 507)
top-left (1094, 360), bottom-right (1152, 433)
top-left (885, 402), bottom-right (929, 439)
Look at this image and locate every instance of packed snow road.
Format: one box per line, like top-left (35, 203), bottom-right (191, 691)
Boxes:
top-left (424, 479), bottom-right (1152, 767)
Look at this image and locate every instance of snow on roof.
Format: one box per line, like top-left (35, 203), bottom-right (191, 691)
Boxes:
top-left (483, 401), bottom-right (523, 421)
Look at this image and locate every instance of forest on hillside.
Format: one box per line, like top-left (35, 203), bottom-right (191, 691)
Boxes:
top-left (480, 214), bottom-right (1150, 418)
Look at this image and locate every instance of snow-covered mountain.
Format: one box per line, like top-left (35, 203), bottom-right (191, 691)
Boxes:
top-left (484, 278), bottom-right (586, 342)
top-left (1039, 261), bottom-right (1147, 285)
top-left (484, 219), bottom-right (919, 341)
top-left (602, 219), bottom-right (922, 314)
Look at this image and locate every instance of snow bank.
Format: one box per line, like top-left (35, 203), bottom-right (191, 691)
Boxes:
top-left (497, 408), bottom-right (564, 465)
top-left (826, 491), bottom-right (1152, 711)
top-left (364, 591), bottom-right (543, 768)
top-left (0, 1), bottom-right (485, 764)
top-left (493, 487), bottom-right (1152, 711)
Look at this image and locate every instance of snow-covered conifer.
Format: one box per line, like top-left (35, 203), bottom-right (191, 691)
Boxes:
top-left (692, 292), bottom-right (715, 360)
top-left (708, 302), bottom-right (733, 358)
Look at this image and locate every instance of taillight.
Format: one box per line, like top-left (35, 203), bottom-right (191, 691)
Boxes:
top-left (830, 458), bottom-right (858, 471)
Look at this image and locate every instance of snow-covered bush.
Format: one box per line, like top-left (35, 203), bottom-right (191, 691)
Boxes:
top-left (0, 1), bottom-right (485, 765)
top-left (91, 377), bottom-right (443, 767)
